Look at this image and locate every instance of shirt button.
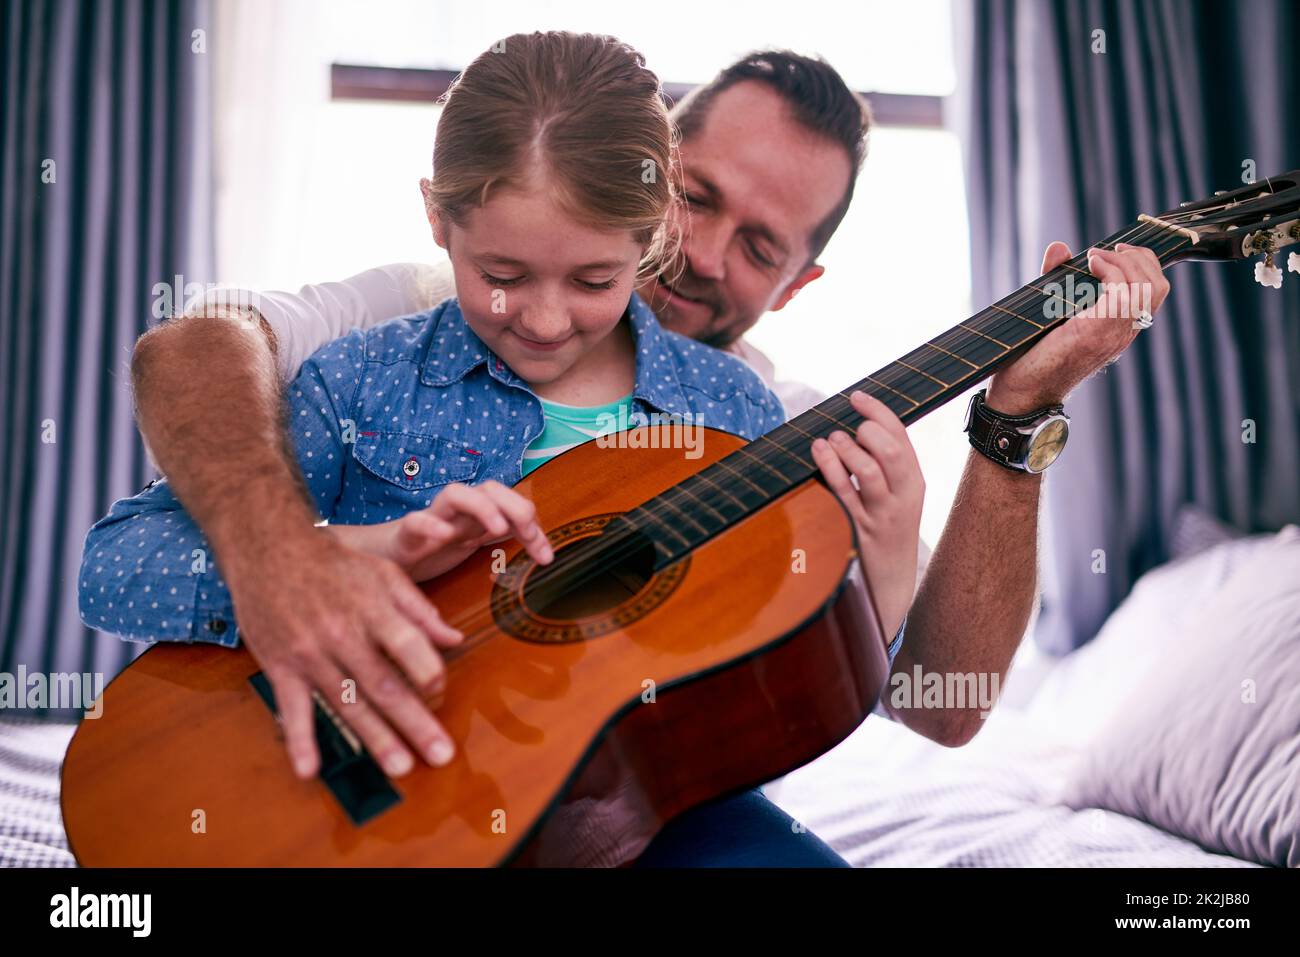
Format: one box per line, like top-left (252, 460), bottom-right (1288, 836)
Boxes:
top-left (403, 457), bottom-right (421, 478)
top-left (208, 617), bottom-right (227, 635)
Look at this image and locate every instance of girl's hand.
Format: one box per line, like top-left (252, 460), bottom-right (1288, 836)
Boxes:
top-left (810, 391), bottom-right (925, 643)
top-left (326, 481), bottom-right (554, 582)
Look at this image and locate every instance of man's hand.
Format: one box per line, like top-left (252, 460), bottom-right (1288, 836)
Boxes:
top-left (224, 529), bottom-right (467, 781)
top-left (130, 311), bottom-right (473, 782)
top-left (810, 390), bottom-right (925, 641)
top-left (987, 242), bottom-right (1171, 413)
top-left (325, 481), bottom-right (555, 582)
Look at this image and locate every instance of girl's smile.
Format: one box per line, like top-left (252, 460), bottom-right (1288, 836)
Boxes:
top-left (429, 175), bottom-right (643, 404)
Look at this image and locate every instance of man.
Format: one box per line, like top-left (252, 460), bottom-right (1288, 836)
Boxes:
top-left (125, 51), bottom-right (1167, 863)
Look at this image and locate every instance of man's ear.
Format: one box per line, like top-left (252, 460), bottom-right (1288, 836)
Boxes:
top-left (769, 263), bottom-right (825, 312)
top-left (420, 178), bottom-right (449, 249)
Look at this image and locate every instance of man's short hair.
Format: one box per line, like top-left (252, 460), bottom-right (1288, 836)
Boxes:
top-left (671, 50), bottom-right (872, 266)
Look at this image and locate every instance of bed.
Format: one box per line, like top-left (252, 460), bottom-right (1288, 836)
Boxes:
top-left (4, 515), bottom-right (1293, 868)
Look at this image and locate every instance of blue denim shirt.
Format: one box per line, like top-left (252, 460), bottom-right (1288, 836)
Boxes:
top-left (78, 295), bottom-right (788, 648)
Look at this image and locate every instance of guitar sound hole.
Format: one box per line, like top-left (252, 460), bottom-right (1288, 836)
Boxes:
top-left (522, 528), bottom-right (658, 620)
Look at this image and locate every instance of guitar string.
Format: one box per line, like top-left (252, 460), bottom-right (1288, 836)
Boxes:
top-left (519, 190), bottom-right (1270, 568)
top-left (434, 209), bottom-right (1222, 657)
top-left (509, 221), bottom-right (1190, 595)
top-left (437, 220), bottom-right (1191, 658)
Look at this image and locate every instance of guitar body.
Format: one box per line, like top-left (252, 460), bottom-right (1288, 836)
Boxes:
top-left (62, 426), bottom-right (889, 866)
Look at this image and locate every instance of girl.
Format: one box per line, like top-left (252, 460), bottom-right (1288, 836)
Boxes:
top-left (81, 32), bottom-right (852, 866)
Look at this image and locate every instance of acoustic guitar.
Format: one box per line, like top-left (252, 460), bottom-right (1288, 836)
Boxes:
top-left (61, 173), bottom-right (1300, 866)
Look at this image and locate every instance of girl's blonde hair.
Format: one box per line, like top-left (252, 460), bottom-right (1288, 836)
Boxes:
top-left (425, 31), bottom-right (681, 282)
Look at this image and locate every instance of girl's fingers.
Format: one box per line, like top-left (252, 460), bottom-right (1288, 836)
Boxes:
top-left (394, 511), bottom-right (456, 560)
top-left (474, 482), bottom-right (554, 564)
top-left (853, 419), bottom-right (923, 501)
top-left (847, 390), bottom-right (909, 442)
top-left (811, 438), bottom-right (871, 530)
top-left (432, 483), bottom-right (510, 538)
top-left (847, 392), bottom-right (923, 496)
top-left (824, 429), bottom-right (891, 503)
top-left (389, 574), bottom-right (463, 648)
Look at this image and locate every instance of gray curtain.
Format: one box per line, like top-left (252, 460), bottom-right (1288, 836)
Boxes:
top-left (954, 0), bottom-right (1300, 653)
top-left (1, 0), bottom-right (213, 714)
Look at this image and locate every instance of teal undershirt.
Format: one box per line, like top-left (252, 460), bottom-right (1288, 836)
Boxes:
top-left (521, 393), bottom-right (634, 476)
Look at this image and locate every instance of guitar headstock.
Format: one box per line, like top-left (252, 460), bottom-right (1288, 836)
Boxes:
top-left (1145, 171), bottom-right (1300, 287)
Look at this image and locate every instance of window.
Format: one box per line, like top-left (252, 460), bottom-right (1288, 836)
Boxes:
top-left (214, 0), bottom-right (971, 546)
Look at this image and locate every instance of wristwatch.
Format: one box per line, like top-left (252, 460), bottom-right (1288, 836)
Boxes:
top-left (963, 389), bottom-right (1070, 474)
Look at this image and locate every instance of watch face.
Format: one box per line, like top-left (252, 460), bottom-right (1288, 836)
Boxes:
top-left (1026, 418), bottom-right (1069, 473)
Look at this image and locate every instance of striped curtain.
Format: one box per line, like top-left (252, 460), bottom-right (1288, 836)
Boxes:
top-left (954, 0), bottom-right (1300, 653)
top-left (1, 0), bottom-right (213, 715)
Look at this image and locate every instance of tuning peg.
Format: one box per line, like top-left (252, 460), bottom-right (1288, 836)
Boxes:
top-left (1289, 252), bottom-right (1300, 274)
top-left (1255, 255), bottom-right (1283, 289)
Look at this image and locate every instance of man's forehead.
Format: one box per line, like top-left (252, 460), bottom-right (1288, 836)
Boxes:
top-left (678, 81), bottom-right (851, 261)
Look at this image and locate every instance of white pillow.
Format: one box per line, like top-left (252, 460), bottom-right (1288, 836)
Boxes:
top-left (1057, 526), bottom-right (1300, 867)
top-left (1020, 526), bottom-right (1286, 747)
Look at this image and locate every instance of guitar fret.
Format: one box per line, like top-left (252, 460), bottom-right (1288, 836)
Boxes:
top-left (971, 309), bottom-right (1041, 347)
top-left (653, 488), bottom-right (713, 536)
top-left (782, 419), bottom-right (821, 444)
top-left (708, 455), bottom-right (771, 496)
top-left (959, 321), bottom-right (1010, 349)
top-left (923, 340), bottom-right (980, 368)
top-left (865, 374), bottom-right (920, 405)
top-left (931, 327), bottom-right (1005, 367)
top-left (691, 469), bottom-right (749, 510)
top-left (634, 504), bottom-right (696, 548)
top-left (896, 358), bottom-right (949, 388)
top-left (754, 432), bottom-right (813, 470)
top-left (977, 306), bottom-right (1040, 340)
top-left (672, 480), bottom-right (731, 525)
top-left (731, 444), bottom-right (797, 483)
top-left (805, 404), bottom-right (857, 434)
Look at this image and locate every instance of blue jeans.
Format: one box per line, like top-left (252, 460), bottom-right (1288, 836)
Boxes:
top-left (632, 788), bottom-right (850, 867)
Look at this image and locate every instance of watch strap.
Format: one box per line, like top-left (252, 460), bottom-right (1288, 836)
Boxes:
top-left (964, 389), bottom-right (1065, 472)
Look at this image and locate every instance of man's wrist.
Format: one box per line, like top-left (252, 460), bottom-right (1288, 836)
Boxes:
top-left (984, 377), bottom-right (1066, 417)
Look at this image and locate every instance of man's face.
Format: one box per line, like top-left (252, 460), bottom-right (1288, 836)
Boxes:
top-left (636, 81), bottom-right (853, 348)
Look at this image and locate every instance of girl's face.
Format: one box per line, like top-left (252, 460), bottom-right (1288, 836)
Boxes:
top-left (428, 179), bottom-right (644, 388)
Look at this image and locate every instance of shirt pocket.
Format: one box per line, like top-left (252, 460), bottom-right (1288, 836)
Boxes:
top-left (352, 431), bottom-right (484, 509)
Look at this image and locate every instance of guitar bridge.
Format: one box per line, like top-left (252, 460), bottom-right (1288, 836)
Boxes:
top-left (248, 672), bottom-right (402, 826)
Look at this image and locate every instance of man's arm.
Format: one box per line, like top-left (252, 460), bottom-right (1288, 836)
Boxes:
top-left (128, 306), bottom-right (463, 780)
top-left (889, 241), bottom-right (1170, 746)
top-left (882, 450), bottom-right (1041, 745)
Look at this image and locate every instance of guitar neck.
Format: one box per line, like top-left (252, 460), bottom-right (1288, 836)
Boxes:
top-left (628, 217), bottom-right (1195, 568)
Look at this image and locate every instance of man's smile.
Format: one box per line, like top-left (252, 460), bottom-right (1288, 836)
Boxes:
top-left (653, 272), bottom-right (719, 325)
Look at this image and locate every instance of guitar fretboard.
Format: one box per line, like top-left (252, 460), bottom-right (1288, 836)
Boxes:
top-left (626, 221), bottom-right (1189, 567)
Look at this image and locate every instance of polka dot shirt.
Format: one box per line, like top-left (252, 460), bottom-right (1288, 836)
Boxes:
top-left (77, 294), bottom-right (785, 647)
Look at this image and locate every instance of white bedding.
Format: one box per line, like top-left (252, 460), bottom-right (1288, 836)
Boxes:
top-left (764, 666), bottom-right (1258, 868)
top-left (766, 532), bottom-right (1281, 868)
top-left (0, 717), bottom-right (75, 867)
